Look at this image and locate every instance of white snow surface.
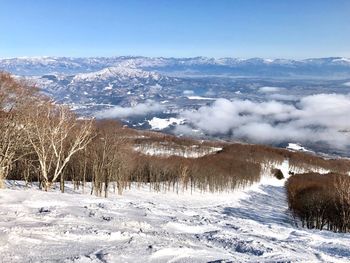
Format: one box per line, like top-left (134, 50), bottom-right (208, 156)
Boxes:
top-left (286, 143), bottom-right (311, 152)
top-left (186, 96), bottom-right (216, 100)
top-left (133, 144), bottom-right (222, 158)
top-left (1, 176), bottom-right (350, 262)
top-left (148, 117), bottom-right (185, 130)
top-left (72, 66), bottom-right (161, 82)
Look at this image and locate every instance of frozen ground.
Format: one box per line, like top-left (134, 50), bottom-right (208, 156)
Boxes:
top-left (0, 176), bottom-right (350, 262)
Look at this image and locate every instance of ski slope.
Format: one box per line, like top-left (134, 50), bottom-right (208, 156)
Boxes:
top-left (0, 176), bottom-right (350, 262)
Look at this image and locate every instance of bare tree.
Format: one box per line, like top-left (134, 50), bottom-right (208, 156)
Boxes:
top-left (0, 113), bottom-right (24, 187)
top-left (0, 73), bottom-right (38, 187)
top-left (89, 120), bottom-right (128, 197)
top-left (334, 175), bottom-right (350, 232)
top-left (24, 102), bottom-right (93, 190)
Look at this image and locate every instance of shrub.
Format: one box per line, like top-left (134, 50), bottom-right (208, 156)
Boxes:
top-left (272, 168), bottom-right (284, 180)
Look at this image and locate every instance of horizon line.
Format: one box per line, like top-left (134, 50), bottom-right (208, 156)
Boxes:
top-left (1, 55), bottom-right (349, 61)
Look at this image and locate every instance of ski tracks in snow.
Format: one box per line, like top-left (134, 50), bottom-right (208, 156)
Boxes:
top-left (0, 180), bottom-right (350, 262)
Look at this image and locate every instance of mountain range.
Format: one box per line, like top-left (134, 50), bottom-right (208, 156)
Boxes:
top-left (1, 56), bottom-right (350, 77)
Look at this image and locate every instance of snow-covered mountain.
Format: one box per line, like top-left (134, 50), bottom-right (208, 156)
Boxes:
top-left (2, 56), bottom-right (350, 77)
top-left (72, 66), bottom-right (163, 83)
top-left (25, 64), bottom-right (181, 111)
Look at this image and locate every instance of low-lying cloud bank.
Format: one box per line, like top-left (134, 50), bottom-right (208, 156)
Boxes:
top-left (96, 100), bottom-right (163, 119)
top-left (177, 94), bottom-right (350, 150)
top-left (258, 86), bottom-right (284, 93)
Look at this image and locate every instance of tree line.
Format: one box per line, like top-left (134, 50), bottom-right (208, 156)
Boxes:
top-left (286, 172), bottom-right (350, 232)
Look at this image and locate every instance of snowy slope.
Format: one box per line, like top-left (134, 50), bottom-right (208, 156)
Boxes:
top-left (1, 175), bottom-right (350, 262)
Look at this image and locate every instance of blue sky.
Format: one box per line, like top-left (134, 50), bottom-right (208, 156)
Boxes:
top-left (0, 0), bottom-right (349, 58)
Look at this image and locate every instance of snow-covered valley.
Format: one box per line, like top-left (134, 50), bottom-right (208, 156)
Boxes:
top-left (1, 176), bottom-right (350, 263)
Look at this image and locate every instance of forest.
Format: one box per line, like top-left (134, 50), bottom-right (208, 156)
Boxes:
top-left (286, 172), bottom-right (350, 233)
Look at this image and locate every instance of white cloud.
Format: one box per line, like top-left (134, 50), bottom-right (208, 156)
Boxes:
top-left (95, 100), bottom-right (164, 119)
top-left (258, 86), bottom-right (284, 93)
top-left (267, 94), bottom-right (298, 101)
top-left (258, 86), bottom-right (297, 101)
top-left (205, 89), bottom-right (216, 96)
top-left (178, 94), bottom-right (350, 150)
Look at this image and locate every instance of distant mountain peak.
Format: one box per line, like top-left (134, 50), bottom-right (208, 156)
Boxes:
top-left (72, 66), bottom-right (162, 82)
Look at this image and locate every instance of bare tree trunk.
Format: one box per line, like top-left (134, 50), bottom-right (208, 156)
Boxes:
top-left (38, 174), bottom-right (42, 190)
top-left (82, 159), bottom-right (87, 194)
top-left (60, 173), bottom-right (65, 193)
top-left (0, 168), bottom-right (5, 189)
top-left (44, 181), bottom-right (51, 191)
top-left (117, 181), bottom-right (123, 195)
top-left (104, 172), bottom-right (109, 198)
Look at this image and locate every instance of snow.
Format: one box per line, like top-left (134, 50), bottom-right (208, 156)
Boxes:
top-left (186, 96), bottom-right (216, 100)
top-left (263, 58), bottom-right (274, 63)
top-left (286, 143), bottom-right (310, 152)
top-left (133, 144), bottom-right (222, 158)
top-left (148, 117), bottom-right (185, 130)
top-left (264, 158), bottom-right (331, 177)
top-left (333, 57), bottom-right (350, 63)
top-left (72, 66), bottom-right (161, 82)
top-left (1, 177), bottom-right (350, 262)
top-left (103, 84), bottom-right (113, 91)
